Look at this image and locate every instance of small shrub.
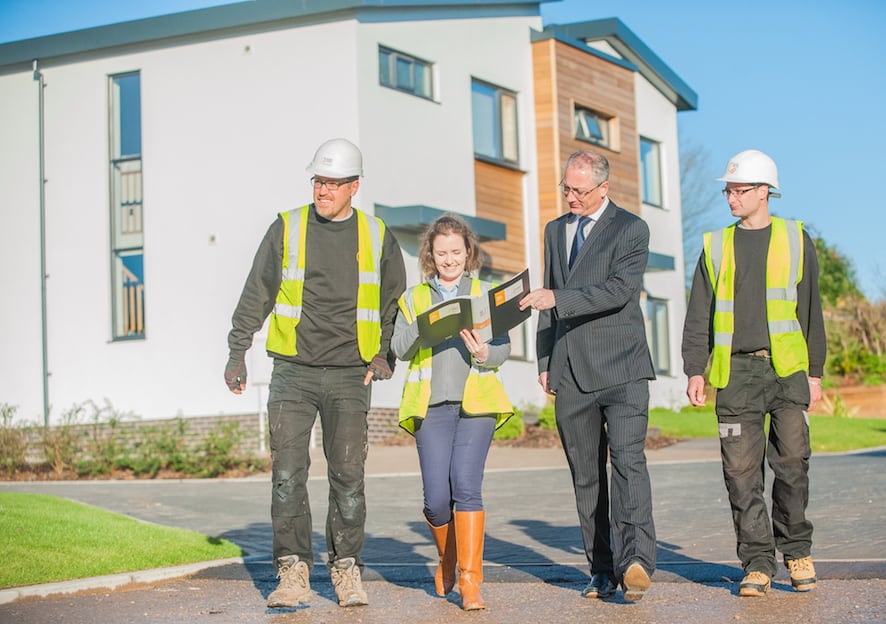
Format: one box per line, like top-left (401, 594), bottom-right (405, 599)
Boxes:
top-left (538, 404), bottom-right (556, 430)
top-left (41, 405), bottom-right (86, 476)
top-left (0, 404), bottom-right (30, 474)
top-left (817, 393), bottom-right (859, 418)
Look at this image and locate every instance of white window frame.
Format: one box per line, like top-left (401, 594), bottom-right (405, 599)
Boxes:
top-left (640, 136), bottom-right (663, 208)
top-left (378, 46), bottom-right (434, 100)
top-left (109, 71), bottom-right (146, 340)
top-left (471, 78), bottom-right (519, 166)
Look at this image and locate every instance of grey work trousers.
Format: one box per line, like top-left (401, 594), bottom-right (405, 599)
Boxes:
top-left (715, 353), bottom-right (813, 577)
top-left (267, 361), bottom-right (370, 572)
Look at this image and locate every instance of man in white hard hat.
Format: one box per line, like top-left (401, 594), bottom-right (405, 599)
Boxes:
top-left (225, 138), bottom-right (406, 609)
top-left (681, 149), bottom-right (826, 597)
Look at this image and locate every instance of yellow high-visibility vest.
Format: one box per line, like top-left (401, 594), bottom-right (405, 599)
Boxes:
top-left (703, 216), bottom-right (808, 388)
top-left (397, 279), bottom-right (513, 434)
top-left (266, 205), bottom-right (384, 362)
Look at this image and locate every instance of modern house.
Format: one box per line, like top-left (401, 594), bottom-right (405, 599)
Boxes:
top-left (0, 1), bottom-right (696, 432)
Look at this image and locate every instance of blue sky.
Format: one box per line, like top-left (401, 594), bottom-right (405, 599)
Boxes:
top-left (1, 0), bottom-right (884, 299)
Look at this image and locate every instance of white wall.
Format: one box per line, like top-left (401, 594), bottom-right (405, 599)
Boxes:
top-left (0, 14), bottom-right (550, 424)
top-left (635, 77), bottom-right (689, 409)
top-left (354, 15), bottom-right (547, 412)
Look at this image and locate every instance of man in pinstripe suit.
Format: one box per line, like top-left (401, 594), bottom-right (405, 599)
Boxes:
top-left (520, 149), bottom-right (656, 601)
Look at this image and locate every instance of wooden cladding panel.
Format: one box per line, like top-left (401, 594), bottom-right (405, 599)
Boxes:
top-left (474, 160), bottom-right (525, 276)
top-left (532, 40), bottom-right (562, 242)
top-left (554, 40), bottom-right (641, 217)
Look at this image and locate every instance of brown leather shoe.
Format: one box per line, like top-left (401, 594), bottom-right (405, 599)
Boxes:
top-left (621, 562), bottom-right (651, 602)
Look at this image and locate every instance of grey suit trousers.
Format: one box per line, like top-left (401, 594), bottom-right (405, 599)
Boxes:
top-left (554, 362), bottom-right (656, 579)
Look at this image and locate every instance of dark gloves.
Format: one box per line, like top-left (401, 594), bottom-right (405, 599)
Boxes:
top-left (224, 355), bottom-right (247, 393)
top-left (367, 355), bottom-right (394, 381)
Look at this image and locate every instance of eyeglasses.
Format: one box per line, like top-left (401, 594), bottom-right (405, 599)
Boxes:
top-left (311, 176), bottom-right (358, 191)
top-left (560, 180), bottom-right (604, 198)
top-left (721, 185), bottom-right (760, 198)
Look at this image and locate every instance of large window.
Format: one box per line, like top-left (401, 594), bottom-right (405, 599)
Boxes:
top-left (378, 46), bottom-right (433, 99)
top-left (109, 72), bottom-right (145, 339)
top-left (640, 137), bottom-right (663, 207)
top-left (471, 79), bottom-right (518, 166)
top-left (645, 296), bottom-right (670, 375)
top-left (574, 105), bottom-right (610, 148)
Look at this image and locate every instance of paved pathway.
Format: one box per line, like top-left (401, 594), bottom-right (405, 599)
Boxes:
top-left (1, 440), bottom-right (884, 623)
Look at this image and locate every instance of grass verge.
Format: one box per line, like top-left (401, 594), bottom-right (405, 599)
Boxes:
top-left (0, 493), bottom-right (245, 589)
top-left (650, 406), bottom-right (886, 453)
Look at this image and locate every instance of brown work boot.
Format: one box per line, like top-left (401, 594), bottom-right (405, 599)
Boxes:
top-left (786, 556), bottom-right (816, 591)
top-left (330, 557), bottom-right (369, 607)
top-left (267, 555), bottom-right (311, 607)
top-left (738, 571), bottom-right (771, 597)
top-left (621, 562), bottom-right (651, 602)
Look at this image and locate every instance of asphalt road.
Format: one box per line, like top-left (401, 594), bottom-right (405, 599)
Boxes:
top-left (1, 442), bottom-right (884, 623)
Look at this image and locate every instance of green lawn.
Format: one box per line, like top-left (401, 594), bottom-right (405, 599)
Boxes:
top-left (0, 493), bottom-right (245, 589)
top-left (650, 406), bottom-right (886, 453)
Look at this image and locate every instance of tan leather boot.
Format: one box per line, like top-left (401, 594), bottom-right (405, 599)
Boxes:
top-left (427, 518), bottom-right (457, 596)
top-left (454, 510), bottom-right (486, 610)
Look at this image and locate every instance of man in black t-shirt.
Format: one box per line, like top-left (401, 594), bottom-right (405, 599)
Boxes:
top-left (682, 149), bottom-right (826, 598)
top-left (225, 138), bottom-right (406, 609)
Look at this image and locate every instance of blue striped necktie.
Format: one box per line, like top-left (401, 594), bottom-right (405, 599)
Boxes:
top-left (569, 216), bottom-right (591, 269)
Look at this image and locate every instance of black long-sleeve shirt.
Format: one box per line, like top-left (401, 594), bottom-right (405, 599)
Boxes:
top-left (228, 205), bottom-right (406, 367)
top-left (682, 225), bottom-right (827, 379)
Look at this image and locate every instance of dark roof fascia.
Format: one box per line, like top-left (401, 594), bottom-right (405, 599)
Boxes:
top-left (530, 27), bottom-right (637, 73)
top-left (542, 17), bottom-right (698, 111)
top-left (375, 204), bottom-right (506, 242)
top-left (0, 0), bottom-right (555, 71)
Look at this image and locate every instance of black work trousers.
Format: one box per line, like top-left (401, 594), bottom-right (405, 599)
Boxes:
top-left (267, 361), bottom-right (370, 572)
top-left (715, 353), bottom-right (813, 577)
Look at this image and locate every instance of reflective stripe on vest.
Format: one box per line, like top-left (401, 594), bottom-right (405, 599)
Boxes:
top-left (397, 279), bottom-right (513, 435)
top-left (703, 217), bottom-right (808, 388)
top-left (266, 206), bottom-right (385, 361)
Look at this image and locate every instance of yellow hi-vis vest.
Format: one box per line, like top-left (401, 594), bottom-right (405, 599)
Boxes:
top-left (703, 216), bottom-right (808, 388)
top-left (266, 205), bottom-right (384, 362)
top-left (397, 279), bottom-right (514, 435)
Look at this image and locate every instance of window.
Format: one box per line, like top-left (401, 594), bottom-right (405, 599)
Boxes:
top-left (640, 137), bottom-right (663, 207)
top-left (574, 105), bottom-right (610, 148)
top-left (645, 296), bottom-right (670, 375)
top-left (471, 79), bottom-right (518, 165)
top-left (109, 72), bottom-right (145, 339)
top-left (378, 46), bottom-right (433, 99)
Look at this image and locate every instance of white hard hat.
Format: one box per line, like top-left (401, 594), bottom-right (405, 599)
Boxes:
top-left (717, 149), bottom-right (779, 190)
top-left (306, 138), bottom-right (363, 178)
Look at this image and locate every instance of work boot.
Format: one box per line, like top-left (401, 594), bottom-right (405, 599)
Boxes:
top-left (786, 556), bottom-right (816, 591)
top-left (454, 510), bottom-right (486, 610)
top-left (427, 518), bottom-right (457, 596)
top-left (738, 571), bottom-right (771, 597)
top-left (621, 561), bottom-right (651, 602)
top-left (330, 557), bottom-right (369, 607)
top-left (267, 555), bottom-right (311, 607)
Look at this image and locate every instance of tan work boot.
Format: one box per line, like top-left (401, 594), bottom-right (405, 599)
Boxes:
top-left (267, 555), bottom-right (311, 607)
top-left (786, 556), bottom-right (816, 591)
top-left (330, 557), bottom-right (369, 607)
top-left (738, 571), bottom-right (771, 597)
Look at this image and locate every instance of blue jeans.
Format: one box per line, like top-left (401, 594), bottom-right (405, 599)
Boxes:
top-left (414, 403), bottom-right (495, 527)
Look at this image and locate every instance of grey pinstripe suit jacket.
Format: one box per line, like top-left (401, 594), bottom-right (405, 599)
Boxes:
top-left (536, 201), bottom-right (655, 393)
